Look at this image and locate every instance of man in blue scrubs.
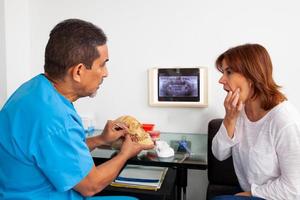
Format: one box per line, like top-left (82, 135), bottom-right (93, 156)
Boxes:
top-left (0, 19), bottom-right (153, 200)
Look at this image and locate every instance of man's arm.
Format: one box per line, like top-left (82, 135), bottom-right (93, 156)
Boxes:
top-left (74, 152), bottom-right (127, 196)
top-left (75, 134), bottom-right (154, 197)
top-left (86, 135), bottom-right (108, 151)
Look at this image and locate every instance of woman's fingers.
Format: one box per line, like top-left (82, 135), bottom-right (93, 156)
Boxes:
top-left (224, 88), bottom-right (242, 115)
top-left (231, 88), bottom-right (240, 108)
top-left (237, 100), bottom-right (243, 111)
top-left (225, 91), bottom-right (233, 106)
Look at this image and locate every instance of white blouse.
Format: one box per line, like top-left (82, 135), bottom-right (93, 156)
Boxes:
top-left (212, 101), bottom-right (300, 200)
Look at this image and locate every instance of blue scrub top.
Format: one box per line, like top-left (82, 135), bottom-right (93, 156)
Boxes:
top-left (0, 74), bottom-right (94, 200)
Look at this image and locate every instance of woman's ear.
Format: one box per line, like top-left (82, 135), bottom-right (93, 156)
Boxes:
top-left (250, 81), bottom-right (254, 88)
top-left (71, 63), bottom-right (85, 83)
top-left (247, 79), bottom-right (254, 88)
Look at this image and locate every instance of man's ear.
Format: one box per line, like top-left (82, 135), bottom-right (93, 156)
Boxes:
top-left (71, 63), bottom-right (85, 83)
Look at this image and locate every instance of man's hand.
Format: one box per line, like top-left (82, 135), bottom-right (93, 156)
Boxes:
top-left (99, 120), bottom-right (128, 145)
top-left (119, 134), bottom-right (154, 160)
top-left (86, 120), bottom-right (128, 151)
top-left (235, 191), bottom-right (251, 196)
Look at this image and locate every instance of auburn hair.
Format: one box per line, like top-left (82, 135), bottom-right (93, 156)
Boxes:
top-left (216, 43), bottom-right (286, 110)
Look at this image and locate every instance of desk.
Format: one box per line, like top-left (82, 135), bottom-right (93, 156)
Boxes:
top-left (92, 132), bottom-right (207, 200)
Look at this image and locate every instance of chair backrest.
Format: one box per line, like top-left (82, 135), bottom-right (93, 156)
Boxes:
top-left (207, 119), bottom-right (239, 186)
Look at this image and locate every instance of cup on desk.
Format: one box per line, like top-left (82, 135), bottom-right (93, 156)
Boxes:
top-left (142, 123), bottom-right (155, 132)
top-left (81, 116), bottom-right (95, 136)
top-left (148, 131), bottom-right (160, 141)
top-left (142, 123), bottom-right (160, 141)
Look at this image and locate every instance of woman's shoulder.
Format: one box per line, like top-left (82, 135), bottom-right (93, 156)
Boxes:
top-left (271, 101), bottom-right (300, 119)
top-left (268, 101), bottom-right (300, 132)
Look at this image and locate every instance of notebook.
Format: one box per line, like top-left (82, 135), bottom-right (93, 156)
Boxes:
top-left (111, 165), bottom-right (168, 190)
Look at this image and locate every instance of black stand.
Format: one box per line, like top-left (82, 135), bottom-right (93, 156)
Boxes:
top-left (176, 167), bottom-right (187, 200)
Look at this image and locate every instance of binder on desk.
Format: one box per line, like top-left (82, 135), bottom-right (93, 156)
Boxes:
top-left (111, 165), bottom-right (168, 191)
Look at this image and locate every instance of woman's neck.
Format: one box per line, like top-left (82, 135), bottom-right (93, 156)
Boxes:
top-left (244, 99), bottom-right (268, 122)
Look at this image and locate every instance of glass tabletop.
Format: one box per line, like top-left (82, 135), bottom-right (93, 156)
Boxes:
top-left (91, 131), bottom-right (207, 169)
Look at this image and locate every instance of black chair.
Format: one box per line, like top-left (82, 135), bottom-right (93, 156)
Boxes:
top-left (206, 119), bottom-right (241, 200)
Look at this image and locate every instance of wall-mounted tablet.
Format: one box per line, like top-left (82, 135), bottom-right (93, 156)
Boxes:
top-left (148, 67), bottom-right (208, 107)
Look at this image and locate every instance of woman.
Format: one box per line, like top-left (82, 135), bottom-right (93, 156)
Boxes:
top-left (212, 44), bottom-right (300, 200)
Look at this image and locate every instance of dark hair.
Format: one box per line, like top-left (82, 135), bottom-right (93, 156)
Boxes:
top-left (44, 19), bottom-right (107, 79)
top-left (216, 43), bottom-right (286, 110)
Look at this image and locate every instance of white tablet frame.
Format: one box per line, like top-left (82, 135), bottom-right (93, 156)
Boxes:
top-left (148, 67), bottom-right (208, 107)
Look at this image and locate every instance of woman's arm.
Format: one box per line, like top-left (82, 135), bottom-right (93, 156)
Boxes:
top-left (251, 123), bottom-right (300, 199)
top-left (212, 122), bottom-right (238, 161)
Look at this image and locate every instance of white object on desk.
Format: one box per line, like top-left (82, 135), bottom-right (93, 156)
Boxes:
top-left (155, 140), bottom-right (175, 158)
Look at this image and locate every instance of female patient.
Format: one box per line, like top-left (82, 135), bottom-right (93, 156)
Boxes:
top-left (212, 43), bottom-right (300, 200)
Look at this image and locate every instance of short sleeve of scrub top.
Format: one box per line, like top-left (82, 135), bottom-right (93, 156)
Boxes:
top-left (34, 117), bottom-right (94, 192)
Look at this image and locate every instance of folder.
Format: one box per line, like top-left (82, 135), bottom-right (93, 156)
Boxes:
top-left (111, 165), bottom-right (168, 191)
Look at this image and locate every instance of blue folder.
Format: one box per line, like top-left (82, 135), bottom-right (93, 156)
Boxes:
top-left (116, 176), bottom-right (159, 183)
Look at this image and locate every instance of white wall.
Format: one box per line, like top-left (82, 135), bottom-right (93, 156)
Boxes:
top-left (3, 0), bottom-right (31, 97)
top-left (0, 0), bottom-right (6, 108)
top-left (2, 1), bottom-right (300, 199)
top-left (25, 0), bottom-right (300, 134)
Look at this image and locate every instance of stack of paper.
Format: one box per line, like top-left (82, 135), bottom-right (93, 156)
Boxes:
top-left (111, 165), bottom-right (168, 191)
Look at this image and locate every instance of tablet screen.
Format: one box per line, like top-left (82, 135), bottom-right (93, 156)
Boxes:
top-left (158, 68), bottom-right (200, 102)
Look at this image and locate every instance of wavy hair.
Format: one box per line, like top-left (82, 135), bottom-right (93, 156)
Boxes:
top-left (216, 43), bottom-right (286, 110)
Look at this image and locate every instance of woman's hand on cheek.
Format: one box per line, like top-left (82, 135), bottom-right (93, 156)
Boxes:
top-left (223, 88), bottom-right (243, 138)
top-left (224, 88), bottom-right (243, 121)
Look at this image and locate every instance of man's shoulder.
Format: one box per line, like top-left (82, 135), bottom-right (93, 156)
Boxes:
top-left (5, 74), bottom-right (51, 104)
top-left (3, 74), bottom-right (75, 122)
